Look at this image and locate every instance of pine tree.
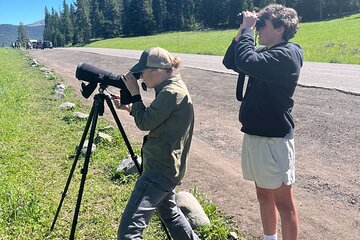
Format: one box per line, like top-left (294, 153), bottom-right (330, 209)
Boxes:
top-left (228, 0), bottom-right (246, 27)
top-left (278, 0), bottom-right (298, 8)
top-left (201, 0), bottom-right (228, 28)
top-left (17, 22), bottom-right (28, 47)
top-left (125, 0), bottom-right (155, 36)
top-left (121, 0), bottom-right (132, 36)
top-left (102, 0), bottom-right (121, 38)
top-left (258, 0), bottom-right (276, 8)
top-left (43, 7), bottom-right (51, 41)
top-left (69, 3), bottom-right (80, 44)
top-left (90, 0), bottom-right (105, 38)
top-left (50, 8), bottom-right (64, 47)
top-left (61, 0), bottom-right (74, 45)
top-left (245, 0), bottom-right (255, 10)
top-left (152, 0), bottom-right (167, 32)
top-left (164, 0), bottom-right (184, 31)
top-left (192, 0), bottom-right (203, 27)
top-left (182, 0), bottom-right (201, 30)
top-left (42, 0), bottom-right (360, 43)
top-left (74, 0), bottom-right (91, 43)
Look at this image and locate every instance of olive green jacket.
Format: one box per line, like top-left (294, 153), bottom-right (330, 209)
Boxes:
top-left (131, 74), bottom-right (194, 184)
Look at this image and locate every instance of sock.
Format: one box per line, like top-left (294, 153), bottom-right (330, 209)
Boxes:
top-left (263, 233), bottom-right (277, 240)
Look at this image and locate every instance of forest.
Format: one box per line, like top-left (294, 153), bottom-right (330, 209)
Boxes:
top-left (41, 0), bottom-right (360, 47)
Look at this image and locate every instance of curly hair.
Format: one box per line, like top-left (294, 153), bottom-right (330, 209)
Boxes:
top-left (258, 4), bottom-right (299, 41)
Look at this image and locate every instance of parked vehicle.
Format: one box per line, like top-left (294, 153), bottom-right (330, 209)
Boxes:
top-left (34, 41), bottom-right (42, 49)
top-left (41, 41), bottom-right (53, 49)
top-left (29, 39), bottom-right (38, 49)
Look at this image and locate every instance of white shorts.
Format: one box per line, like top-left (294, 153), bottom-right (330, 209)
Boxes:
top-left (241, 133), bottom-right (296, 189)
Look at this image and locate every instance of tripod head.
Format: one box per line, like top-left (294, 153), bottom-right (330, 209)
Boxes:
top-left (92, 84), bottom-right (116, 116)
top-left (98, 83), bottom-right (108, 93)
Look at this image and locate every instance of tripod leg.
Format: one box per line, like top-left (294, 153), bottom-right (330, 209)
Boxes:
top-left (105, 96), bottom-right (173, 240)
top-left (69, 99), bottom-right (101, 240)
top-left (50, 104), bottom-right (96, 231)
top-left (105, 96), bottom-right (141, 173)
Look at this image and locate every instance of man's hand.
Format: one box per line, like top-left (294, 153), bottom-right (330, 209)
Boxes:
top-left (235, 11), bottom-right (257, 42)
top-left (122, 72), bottom-right (140, 96)
top-left (242, 11), bottom-right (257, 29)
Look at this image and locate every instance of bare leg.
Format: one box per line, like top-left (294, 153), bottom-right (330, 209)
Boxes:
top-left (256, 184), bottom-right (278, 235)
top-left (274, 184), bottom-right (298, 240)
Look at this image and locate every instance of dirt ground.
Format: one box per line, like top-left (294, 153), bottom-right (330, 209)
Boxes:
top-left (28, 49), bottom-right (360, 240)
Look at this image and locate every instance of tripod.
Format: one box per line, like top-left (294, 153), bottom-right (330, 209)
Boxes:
top-left (49, 85), bottom-right (171, 239)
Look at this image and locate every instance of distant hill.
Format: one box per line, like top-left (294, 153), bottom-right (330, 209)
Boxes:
top-left (28, 20), bottom-right (45, 27)
top-left (0, 21), bottom-right (45, 47)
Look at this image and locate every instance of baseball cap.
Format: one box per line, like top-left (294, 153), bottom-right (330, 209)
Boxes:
top-left (130, 47), bottom-right (173, 73)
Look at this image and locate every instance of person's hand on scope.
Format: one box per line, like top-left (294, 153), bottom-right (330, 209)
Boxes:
top-left (112, 95), bottom-right (132, 113)
top-left (122, 72), bottom-right (140, 96)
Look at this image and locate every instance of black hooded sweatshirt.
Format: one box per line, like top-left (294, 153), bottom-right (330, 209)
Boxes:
top-left (223, 28), bottom-right (303, 138)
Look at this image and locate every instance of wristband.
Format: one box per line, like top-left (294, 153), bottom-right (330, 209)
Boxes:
top-left (132, 94), bottom-right (142, 103)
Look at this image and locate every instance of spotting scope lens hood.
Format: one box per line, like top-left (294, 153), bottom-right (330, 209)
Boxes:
top-left (76, 62), bottom-right (124, 88)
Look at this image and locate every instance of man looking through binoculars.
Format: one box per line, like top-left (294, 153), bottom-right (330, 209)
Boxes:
top-left (113, 46), bottom-right (199, 240)
top-left (223, 4), bottom-right (303, 240)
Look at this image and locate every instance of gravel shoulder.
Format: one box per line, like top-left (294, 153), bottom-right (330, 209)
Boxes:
top-left (28, 49), bottom-right (360, 239)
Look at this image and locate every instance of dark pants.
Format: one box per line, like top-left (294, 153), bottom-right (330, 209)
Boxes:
top-left (118, 173), bottom-right (199, 240)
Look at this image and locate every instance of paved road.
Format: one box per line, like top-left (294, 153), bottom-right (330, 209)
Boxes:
top-left (68, 47), bottom-right (360, 95)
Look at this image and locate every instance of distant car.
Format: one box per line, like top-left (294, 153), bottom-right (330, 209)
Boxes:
top-left (29, 40), bottom-right (38, 49)
top-left (34, 42), bottom-right (42, 49)
top-left (41, 41), bottom-right (53, 49)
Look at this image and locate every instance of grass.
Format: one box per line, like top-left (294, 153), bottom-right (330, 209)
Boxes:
top-left (0, 48), bottom-right (137, 239)
top-left (293, 13), bottom-right (360, 64)
top-left (86, 13), bottom-right (360, 64)
top-left (86, 30), bottom-right (234, 56)
top-left (0, 49), bottom-right (247, 239)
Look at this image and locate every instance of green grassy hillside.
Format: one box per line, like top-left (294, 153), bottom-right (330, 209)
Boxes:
top-left (294, 14), bottom-right (360, 64)
top-left (86, 13), bottom-right (360, 64)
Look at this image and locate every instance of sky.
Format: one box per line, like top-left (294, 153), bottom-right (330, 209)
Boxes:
top-left (0, 0), bottom-right (74, 25)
